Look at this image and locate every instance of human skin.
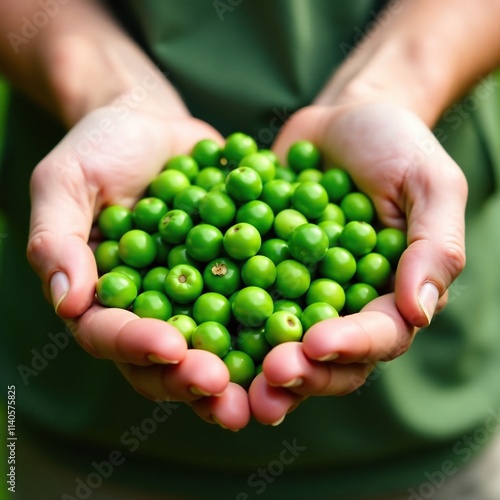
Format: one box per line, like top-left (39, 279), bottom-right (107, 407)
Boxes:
top-left (0, 0), bottom-right (249, 431)
top-left (250, 0), bottom-right (500, 424)
top-left (1, 0), bottom-right (500, 429)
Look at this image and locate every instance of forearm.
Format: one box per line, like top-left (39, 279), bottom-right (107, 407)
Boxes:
top-left (317, 0), bottom-right (500, 125)
top-left (0, 0), bottom-right (187, 127)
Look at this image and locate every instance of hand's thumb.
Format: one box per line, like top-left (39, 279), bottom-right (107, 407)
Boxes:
top-left (27, 157), bottom-right (97, 318)
top-left (395, 153), bottom-right (468, 328)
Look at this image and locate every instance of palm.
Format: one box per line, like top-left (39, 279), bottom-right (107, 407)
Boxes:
top-left (29, 106), bottom-right (251, 430)
top-left (67, 108), bottom-right (218, 205)
top-left (248, 102), bottom-right (467, 424)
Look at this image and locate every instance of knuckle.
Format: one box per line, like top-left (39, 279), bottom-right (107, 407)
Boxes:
top-left (387, 340), bottom-right (411, 360)
top-left (345, 375), bottom-right (367, 395)
top-left (26, 229), bottom-right (54, 271)
top-left (441, 240), bottom-right (466, 279)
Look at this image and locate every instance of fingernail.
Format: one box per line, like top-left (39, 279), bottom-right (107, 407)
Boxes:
top-left (190, 386), bottom-right (215, 397)
top-left (147, 354), bottom-right (180, 365)
top-left (270, 415), bottom-right (286, 427)
top-left (281, 378), bottom-right (303, 388)
top-left (213, 416), bottom-right (238, 432)
top-left (50, 272), bottom-right (69, 313)
top-left (316, 353), bottom-right (339, 362)
top-left (418, 282), bottom-right (440, 326)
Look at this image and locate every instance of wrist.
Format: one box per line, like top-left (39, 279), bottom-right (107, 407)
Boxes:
top-left (316, 36), bottom-right (451, 127)
top-left (40, 37), bottom-right (188, 127)
top-left (315, 0), bottom-right (500, 127)
top-left (30, 1), bottom-right (188, 126)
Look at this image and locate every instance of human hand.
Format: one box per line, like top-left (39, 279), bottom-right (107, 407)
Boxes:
top-left (27, 106), bottom-right (250, 430)
top-left (249, 101), bottom-right (467, 424)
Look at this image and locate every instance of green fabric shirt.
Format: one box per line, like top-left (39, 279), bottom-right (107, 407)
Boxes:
top-left (2, 1), bottom-right (500, 499)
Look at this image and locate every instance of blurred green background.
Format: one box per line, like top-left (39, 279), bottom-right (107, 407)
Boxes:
top-left (0, 76), bottom-right (8, 272)
top-left (0, 77), bottom-right (8, 500)
top-left (0, 75), bottom-right (7, 180)
top-left (0, 77), bottom-right (7, 148)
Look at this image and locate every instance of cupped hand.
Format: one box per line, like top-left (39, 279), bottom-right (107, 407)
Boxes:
top-left (27, 106), bottom-right (250, 430)
top-left (249, 101), bottom-right (467, 424)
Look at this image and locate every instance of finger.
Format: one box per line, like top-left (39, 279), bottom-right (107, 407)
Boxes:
top-left (116, 349), bottom-right (230, 403)
top-left (27, 113), bottom-right (224, 320)
top-left (262, 342), bottom-right (371, 397)
top-left (396, 145), bottom-right (467, 327)
top-left (274, 104), bottom-right (467, 330)
top-left (71, 304), bottom-right (187, 365)
top-left (248, 373), bottom-right (303, 426)
top-left (302, 293), bottom-right (415, 364)
top-left (191, 383), bottom-right (251, 431)
top-left (272, 107), bottom-right (326, 165)
top-left (27, 154), bottom-right (97, 318)
top-left (161, 349), bottom-right (230, 399)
